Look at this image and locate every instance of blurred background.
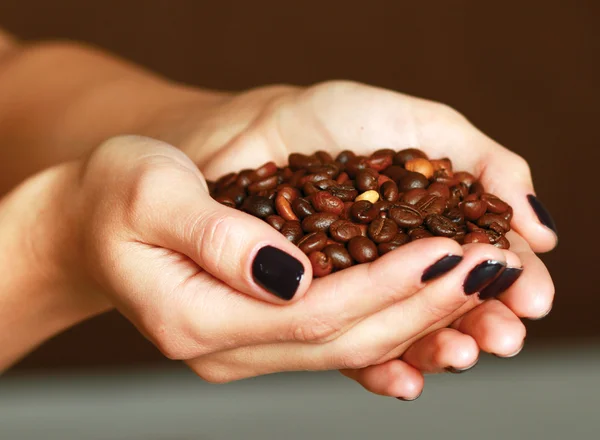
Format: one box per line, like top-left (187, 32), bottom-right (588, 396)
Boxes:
top-left (1, 1), bottom-right (598, 438)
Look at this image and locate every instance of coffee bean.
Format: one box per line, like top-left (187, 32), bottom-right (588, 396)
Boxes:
top-left (281, 221), bottom-right (304, 244)
top-left (289, 153), bottom-right (320, 170)
top-left (308, 251), bottom-right (333, 277)
top-left (323, 244), bottom-right (353, 270)
top-left (328, 185), bottom-right (358, 202)
top-left (292, 198), bottom-right (316, 219)
top-left (430, 158), bottom-right (453, 176)
top-left (252, 161), bottom-right (278, 180)
top-left (348, 236), bottom-right (378, 263)
top-left (427, 182), bottom-right (450, 199)
top-left (221, 185), bottom-right (246, 206)
top-left (460, 199), bottom-right (487, 221)
top-left (297, 231), bottom-right (328, 254)
top-left (480, 193), bottom-right (509, 214)
top-left (215, 195), bottom-right (236, 208)
top-left (454, 171), bottom-right (476, 188)
top-left (401, 188), bottom-right (428, 205)
top-left (302, 212), bottom-right (339, 233)
top-left (382, 165), bottom-right (409, 181)
top-left (393, 148), bottom-right (428, 166)
top-left (464, 231), bottom-right (490, 244)
top-left (389, 204), bottom-right (424, 228)
top-left (366, 151), bottom-right (394, 171)
top-left (242, 195), bottom-right (274, 218)
top-left (266, 215), bottom-right (286, 231)
top-left (445, 207), bottom-right (465, 225)
top-left (356, 168), bottom-right (380, 192)
top-left (477, 214), bottom-right (511, 233)
top-left (311, 190), bottom-right (345, 215)
top-left (425, 214), bottom-right (457, 237)
top-left (351, 200), bottom-right (380, 223)
top-left (494, 236), bottom-right (510, 249)
top-left (378, 232), bottom-right (411, 255)
top-left (409, 228), bottom-right (434, 240)
top-left (470, 181), bottom-right (485, 196)
top-left (315, 151), bottom-right (335, 164)
top-left (235, 169), bottom-right (254, 188)
top-left (335, 150), bottom-right (356, 165)
top-left (405, 158), bottom-right (434, 179)
top-left (398, 171), bottom-right (430, 192)
top-left (368, 218), bottom-right (399, 243)
top-left (416, 194), bottom-right (447, 216)
top-left (314, 179), bottom-right (338, 191)
top-left (345, 157), bottom-right (369, 178)
top-left (336, 172), bottom-right (350, 184)
top-left (216, 172), bottom-right (238, 192)
top-left (380, 180), bottom-right (400, 202)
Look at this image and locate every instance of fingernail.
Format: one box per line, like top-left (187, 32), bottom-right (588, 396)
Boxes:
top-left (252, 246), bottom-right (304, 300)
top-left (478, 267), bottom-right (524, 300)
top-left (528, 305), bottom-right (552, 321)
top-left (494, 338), bottom-right (526, 359)
top-left (445, 359), bottom-right (478, 374)
top-left (464, 260), bottom-right (506, 295)
top-left (396, 390), bottom-right (422, 401)
top-left (421, 255), bottom-right (463, 282)
top-left (527, 195), bottom-right (558, 236)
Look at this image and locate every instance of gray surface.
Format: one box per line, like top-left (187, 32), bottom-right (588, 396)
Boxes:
top-left (1, 342), bottom-right (599, 440)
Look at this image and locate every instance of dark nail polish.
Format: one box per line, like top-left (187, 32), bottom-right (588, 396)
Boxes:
top-left (252, 246), bottom-right (304, 300)
top-left (478, 267), bottom-right (524, 300)
top-left (528, 306), bottom-right (552, 321)
top-left (527, 195), bottom-right (558, 236)
top-left (494, 338), bottom-right (525, 358)
top-left (396, 390), bottom-right (422, 401)
top-left (445, 360), bottom-right (478, 374)
top-left (421, 255), bottom-right (463, 282)
top-left (464, 260), bottom-right (505, 295)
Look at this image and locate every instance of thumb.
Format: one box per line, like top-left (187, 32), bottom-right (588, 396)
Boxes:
top-left (118, 139), bottom-right (312, 304)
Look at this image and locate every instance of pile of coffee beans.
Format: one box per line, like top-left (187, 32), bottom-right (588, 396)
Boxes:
top-left (208, 148), bottom-right (513, 277)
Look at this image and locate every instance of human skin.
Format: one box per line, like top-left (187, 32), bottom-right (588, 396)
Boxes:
top-left (0, 32), bottom-right (555, 398)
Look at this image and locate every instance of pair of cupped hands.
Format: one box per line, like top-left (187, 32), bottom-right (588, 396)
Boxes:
top-left (7, 81), bottom-right (555, 400)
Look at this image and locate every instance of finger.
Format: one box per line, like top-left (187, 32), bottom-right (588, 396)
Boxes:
top-left (492, 231), bottom-right (554, 319)
top-left (451, 299), bottom-right (527, 358)
top-left (401, 328), bottom-right (479, 374)
top-left (340, 360), bottom-right (424, 400)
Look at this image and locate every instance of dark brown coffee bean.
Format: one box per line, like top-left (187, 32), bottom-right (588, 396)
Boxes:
top-left (485, 229), bottom-right (502, 244)
top-left (416, 194), bottom-right (447, 216)
top-left (382, 165), bottom-right (409, 182)
top-left (393, 148), bottom-right (428, 166)
top-left (314, 179), bottom-right (338, 191)
top-left (430, 158), bottom-right (453, 176)
top-left (433, 173), bottom-right (459, 187)
top-left (207, 180), bottom-right (216, 195)
top-left (445, 207), bottom-right (465, 225)
top-left (409, 228), bottom-right (434, 240)
top-left (256, 189), bottom-right (277, 200)
top-left (242, 195), bottom-right (274, 218)
top-left (336, 172), bottom-right (350, 184)
top-left (222, 185), bottom-right (246, 206)
top-left (427, 182), bottom-right (450, 199)
top-left (348, 236), bottom-right (378, 263)
top-left (425, 214), bottom-right (457, 237)
top-left (307, 164), bottom-right (340, 179)
top-left (215, 195), bottom-right (236, 208)
top-left (308, 251), bottom-right (334, 277)
top-left (378, 232), bottom-right (411, 255)
top-left (464, 231), bottom-right (490, 244)
top-left (460, 199), bottom-right (488, 221)
top-left (216, 172), bottom-right (238, 192)
top-left (289, 153), bottom-right (320, 170)
top-left (311, 191), bottom-right (344, 215)
top-left (335, 150), bottom-right (356, 165)
top-left (500, 206), bottom-right (513, 222)
top-left (466, 221), bottom-right (482, 232)
top-left (248, 175), bottom-right (278, 193)
top-left (401, 188), bottom-right (428, 205)
top-left (289, 169), bottom-right (306, 187)
top-left (323, 244), bottom-right (353, 270)
top-left (454, 171), bottom-right (476, 188)
top-left (299, 172), bottom-right (330, 185)
top-left (351, 200), bottom-right (379, 224)
top-left (447, 186), bottom-right (463, 209)
top-left (480, 193), bottom-right (509, 214)
top-left (356, 168), bottom-right (379, 192)
top-left (366, 151), bottom-right (393, 171)
top-left (368, 218), bottom-right (399, 243)
top-left (302, 212), bottom-right (339, 233)
top-left (380, 180), bottom-right (400, 202)
top-left (470, 181), bottom-right (485, 196)
top-left (329, 220), bottom-right (362, 243)
top-left (328, 185), bottom-right (358, 202)
top-left (315, 151), bottom-right (334, 164)
top-left (266, 215), bottom-right (286, 231)
top-left (292, 198), bottom-right (316, 219)
top-left (477, 214), bottom-right (511, 233)
top-left (297, 232), bottom-right (328, 254)
top-left (389, 204), bottom-right (424, 228)
top-left (345, 157), bottom-right (371, 179)
top-left (251, 161), bottom-right (278, 181)
top-left (398, 171), bottom-right (430, 192)
top-left (373, 200), bottom-right (393, 213)
top-left (235, 169), bottom-right (254, 188)
top-left (494, 236), bottom-right (510, 249)
top-left (281, 221), bottom-right (304, 244)
top-left (302, 181), bottom-right (320, 196)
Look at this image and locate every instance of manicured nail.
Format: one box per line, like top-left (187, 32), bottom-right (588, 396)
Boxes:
top-left (445, 360), bottom-right (478, 374)
top-left (494, 338), bottom-right (526, 358)
top-left (421, 255), bottom-right (463, 282)
top-left (527, 195), bottom-right (558, 236)
top-left (252, 246), bottom-right (304, 300)
top-left (464, 260), bottom-right (506, 295)
top-left (396, 390), bottom-right (422, 401)
top-left (478, 267), bottom-right (524, 300)
top-left (528, 306), bottom-right (552, 321)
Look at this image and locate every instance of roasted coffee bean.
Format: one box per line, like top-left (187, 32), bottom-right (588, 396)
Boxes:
top-left (348, 236), bottom-right (378, 263)
top-left (470, 181), bottom-right (485, 196)
top-left (416, 194), bottom-right (447, 216)
top-left (276, 194), bottom-right (299, 221)
top-left (298, 231), bottom-right (328, 254)
top-left (477, 214), bottom-right (511, 233)
top-left (366, 150), bottom-right (394, 171)
top-left (427, 182), bottom-right (450, 199)
top-left (432, 173), bottom-right (459, 187)
top-left (251, 161), bottom-right (278, 180)
top-left (405, 158), bottom-right (434, 179)
top-left (350, 200), bottom-right (379, 223)
top-left (464, 231), bottom-right (491, 244)
top-left (401, 188), bottom-right (428, 205)
top-left (257, 189), bottom-right (277, 200)
top-left (480, 193), bottom-right (509, 214)
top-left (454, 171), bottom-right (476, 188)
top-left (485, 229), bottom-right (502, 244)
top-left (389, 204), bottom-right (424, 228)
top-left (302, 181), bottom-right (320, 196)
top-left (216, 172), bottom-right (238, 192)
top-left (311, 191), bottom-right (345, 215)
top-left (393, 148), bottom-right (428, 166)
top-left (266, 215), bottom-right (286, 231)
top-left (345, 157), bottom-right (369, 178)
top-left (323, 244), bottom-right (353, 270)
top-left (368, 218), bottom-right (399, 243)
top-left (289, 169), bottom-right (306, 187)
top-left (336, 172), bottom-right (350, 184)
top-left (494, 236), bottom-right (510, 249)
top-left (445, 207), bottom-right (465, 225)
top-left (308, 251), bottom-right (334, 277)
top-left (315, 151), bottom-right (335, 164)
top-left (448, 186), bottom-right (463, 209)
top-left (373, 200), bottom-right (393, 213)
top-left (222, 185), bottom-right (246, 206)
top-left (289, 153), bottom-right (320, 170)
top-left (382, 165), bottom-right (409, 181)
top-left (307, 164), bottom-right (340, 179)
top-left (248, 175), bottom-right (279, 193)
top-left (242, 195), bottom-right (274, 218)
top-left (281, 221), bottom-right (304, 244)
top-left (409, 228), bottom-right (434, 240)
top-left (207, 180), bottom-right (216, 195)
top-left (356, 168), bottom-right (380, 192)
top-left (292, 198), bottom-right (316, 219)
top-left (378, 232), bottom-right (411, 255)
top-left (314, 179), bottom-right (339, 191)
top-left (425, 214), bottom-right (457, 237)
top-left (302, 212), bottom-right (339, 233)
top-left (335, 150), bottom-right (356, 165)
top-left (328, 185), bottom-right (358, 202)
top-left (235, 169), bottom-right (254, 188)
top-left (466, 221), bottom-right (482, 232)
top-left (380, 180), bottom-right (400, 202)
top-left (299, 172), bottom-right (330, 185)
top-left (501, 206), bottom-right (513, 222)
top-left (398, 171), bottom-right (430, 192)
top-left (460, 199), bottom-right (487, 221)
top-left (329, 220), bottom-right (362, 243)
top-left (430, 158), bottom-right (453, 176)
top-left (215, 195), bottom-right (236, 208)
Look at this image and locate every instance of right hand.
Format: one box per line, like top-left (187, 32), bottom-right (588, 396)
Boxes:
top-left (73, 135), bottom-right (518, 395)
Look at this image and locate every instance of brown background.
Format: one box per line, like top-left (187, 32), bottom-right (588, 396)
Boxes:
top-left (1, 0), bottom-right (598, 371)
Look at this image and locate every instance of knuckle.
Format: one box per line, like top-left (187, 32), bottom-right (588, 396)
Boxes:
top-left (336, 349), bottom-right (374, 370)
top-left (289, 315), bottom-right (341, 343)
top-left (195, 212), bottom-right (241, 272)
top-left (510, 153), bottom-right (532, 177)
